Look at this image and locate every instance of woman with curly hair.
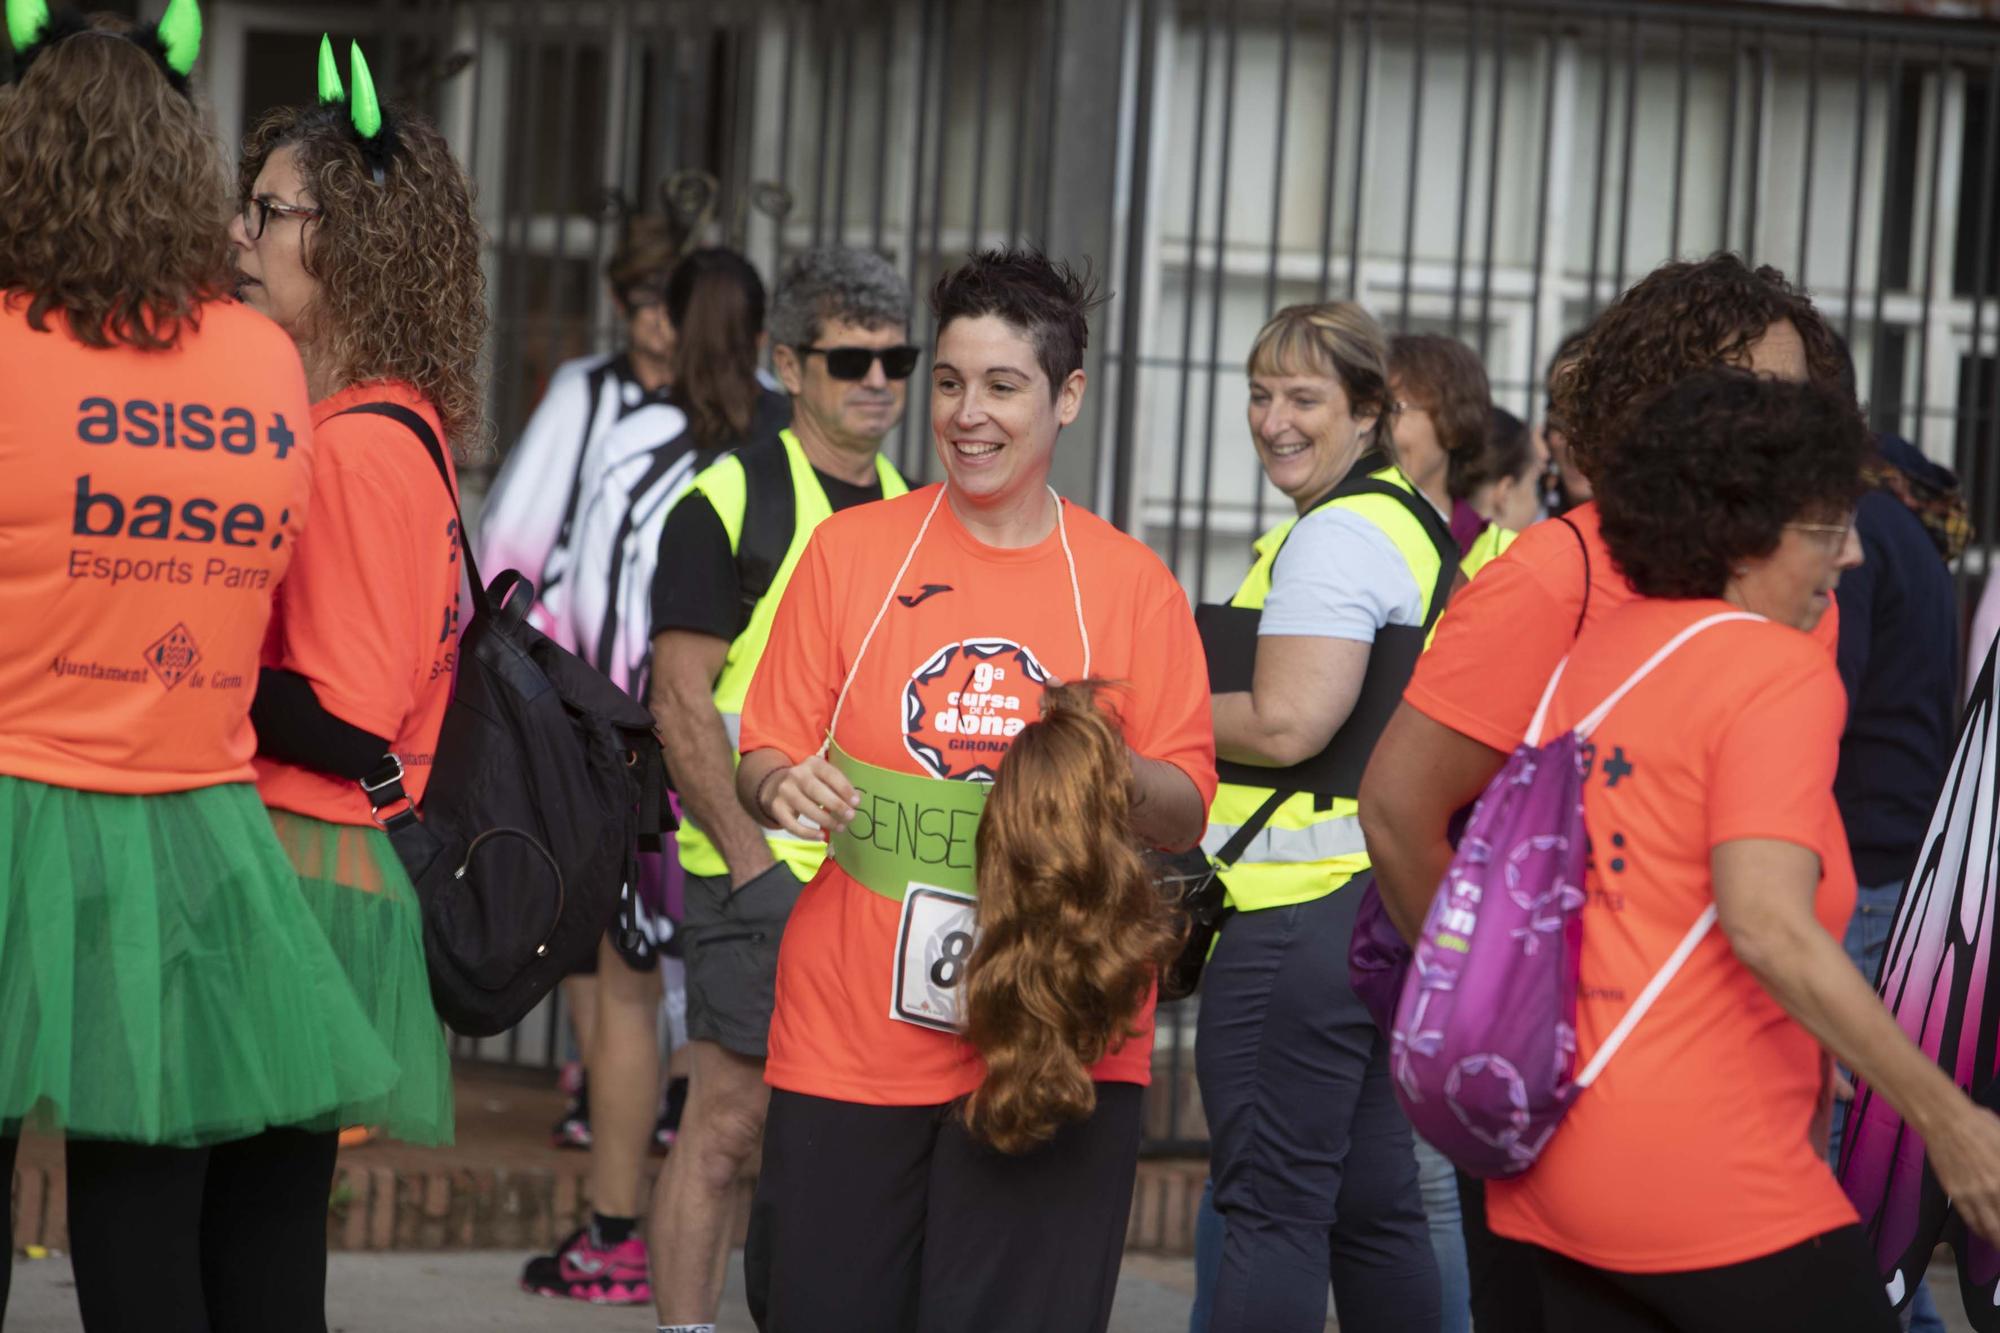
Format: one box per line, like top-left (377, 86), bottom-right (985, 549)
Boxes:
top-left (1358, 252), bottom-right (1848, 1331)
top-left (736, 248), bottom-right (1213, 1332)
top-left (232, 43), bottom-right (486, 1164)
top-left (0, 7), bottom-right (396, 1328)
top-left (1485, 368), bottom-right (2000, 1331)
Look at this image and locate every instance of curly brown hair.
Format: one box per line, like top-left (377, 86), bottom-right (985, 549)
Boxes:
top-left (1554, 254), bottom-right (1846, 485)
top-left (961, 681), bottom-right (1179, 1155)
top-left (1597, 369), bottom-right (1869, 599)
top-left (240, 103), bottom-right (489, 456)
top-left (0, 26), bottom-right (231, 350)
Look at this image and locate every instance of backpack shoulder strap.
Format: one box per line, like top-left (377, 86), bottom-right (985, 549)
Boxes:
top-left (330, 402), bottom-right (489, 614)
top-left (734, 438), bottom-right (797, 636)
top-left (1556, 514), bottom-right (1592, 638)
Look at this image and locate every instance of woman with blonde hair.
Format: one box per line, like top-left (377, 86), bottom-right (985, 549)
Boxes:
top-left (232, 28), bottom-right (484, 1204)
top-left (0, 6), bottom-right (395, 1327)
top-left (1197, 300), bottom-right (1456, 1332)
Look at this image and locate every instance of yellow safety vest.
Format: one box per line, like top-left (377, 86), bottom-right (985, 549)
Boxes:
top-left (673, 428), bottom-right (908, 880)
top-left (1203, 465), bottom-right (1451, 912)
top-left (1458, 522), bottom-right (1515, 583)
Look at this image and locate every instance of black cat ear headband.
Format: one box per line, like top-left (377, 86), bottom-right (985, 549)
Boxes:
top-left (5, 0), bottom-right (201, 93)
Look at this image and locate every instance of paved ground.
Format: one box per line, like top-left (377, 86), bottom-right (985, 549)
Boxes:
top-left (8, 1250), bottom-right (1235, 1332)
top-left (10, 1248), bottom-right (1980, 1331)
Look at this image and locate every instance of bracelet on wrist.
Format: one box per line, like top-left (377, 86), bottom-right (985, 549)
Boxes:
top-left (753, 766), bottom-right (786, 824)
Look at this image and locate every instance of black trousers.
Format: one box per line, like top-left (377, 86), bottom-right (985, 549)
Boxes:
top-left (747, 1084), bottom-right (1144, 1333)
top-left (1455, 1171), bottom-right (1546, 1333)
top-left (1531, 1226), bottom-right (1898, 1333)
top-left (47, 1127), bottom-right (340, 1333)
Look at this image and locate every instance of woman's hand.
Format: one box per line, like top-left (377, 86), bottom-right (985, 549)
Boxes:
top-left (1922, 1103), bottom-right (2000, 1243)
top-left (756, 755), bottom-right (859, 841)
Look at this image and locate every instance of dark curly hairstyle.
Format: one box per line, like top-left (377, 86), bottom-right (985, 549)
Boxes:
top-left (1597, 369), bottom-right (1869, 599)
top-left (932, 248), bottom-right (1106, 401)
top-left (1554, 254), bottom-right (1846, 485)
top-left (961, 681), bottom-right (1178, 1154)
top-left (0, 24), bottom-right (231, 350)
top-left (240, 103), bottom-right (489, 457)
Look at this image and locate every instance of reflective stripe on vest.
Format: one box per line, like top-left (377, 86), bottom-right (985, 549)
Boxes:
top-left (675, 429), bottom-right (909, 880)
top-left (1205, 464), bottom-right (1445, 913)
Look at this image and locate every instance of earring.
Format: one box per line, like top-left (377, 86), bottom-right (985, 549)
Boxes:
top-left (1733, 566), bottom-right (1749, 576)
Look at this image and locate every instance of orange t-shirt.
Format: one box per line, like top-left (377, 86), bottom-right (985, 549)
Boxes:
top-left (1406, 503), bottom-right (1840, 753)
top-left (0, 297), bottom-right (313, 793)
top-left (1486, 598), bottom-right (1859, 1272)
top-left (254, 381), bottom-right (461, 825)
top-left (741, 487), bottom-right (1218, 1106)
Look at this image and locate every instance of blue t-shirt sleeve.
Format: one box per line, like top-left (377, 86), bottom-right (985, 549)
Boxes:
top-left (1258, 507), bottom-right (1422, 643)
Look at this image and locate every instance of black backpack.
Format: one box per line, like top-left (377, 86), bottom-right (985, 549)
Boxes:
top-left (338, 403), bottom-right (671, 1038)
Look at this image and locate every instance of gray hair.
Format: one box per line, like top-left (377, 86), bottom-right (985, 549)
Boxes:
top-left (768, 247), bottom-right (910, 349)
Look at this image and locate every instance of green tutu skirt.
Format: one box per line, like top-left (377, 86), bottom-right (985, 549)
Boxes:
top-left (0, 776), bottom-right (399, 1146)
top-left (269, 809), bottom-right (455, 1145)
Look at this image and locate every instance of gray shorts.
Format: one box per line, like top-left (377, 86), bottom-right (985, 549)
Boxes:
top-left (682, 863), bottom-right (805, 1059)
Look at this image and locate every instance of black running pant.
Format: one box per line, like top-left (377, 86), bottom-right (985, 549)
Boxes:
top-left (747, 1084), bottom-right (1144, 1333)
top-left (59, 1127), bottom-right (339, 1333)
top-left (1531, 1226), bottom-right (1897, 1333)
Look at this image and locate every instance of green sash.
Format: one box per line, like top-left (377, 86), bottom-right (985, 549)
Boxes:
top-left (827, 742), bottom-right (987, 901)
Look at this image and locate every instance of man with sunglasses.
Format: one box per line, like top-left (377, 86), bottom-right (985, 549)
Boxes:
top-left (643, 246), bottom-right (913, 1333)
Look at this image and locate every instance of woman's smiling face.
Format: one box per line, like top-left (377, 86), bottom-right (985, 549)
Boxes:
top-left (1246, 371), bottom-right (1377, 508)
top-left (930, 313), bottom-right (1082, 512)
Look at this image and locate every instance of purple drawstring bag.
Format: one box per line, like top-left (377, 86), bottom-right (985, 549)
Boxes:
top-left (1350, 612), bottom-right (1751, 1178)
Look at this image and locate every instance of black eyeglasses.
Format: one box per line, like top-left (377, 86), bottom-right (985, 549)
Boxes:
top-left (241, 195), bottom-right (322, 241)
top-left (799, 344), bottom-right (921, 381)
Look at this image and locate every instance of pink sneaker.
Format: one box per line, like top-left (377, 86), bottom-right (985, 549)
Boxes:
top-left (520, 1225), bottom-right (651, 1305)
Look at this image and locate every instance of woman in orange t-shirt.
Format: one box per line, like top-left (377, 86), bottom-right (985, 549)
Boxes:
top-left (228, 54), bottom-right (486, 1165)
top-left (0, 13), bottom-right (397, 1329)
top-left (733, 250), bottom-right (1216, 1332)
top-left (1486, 370), bottom-right (2000, 1331)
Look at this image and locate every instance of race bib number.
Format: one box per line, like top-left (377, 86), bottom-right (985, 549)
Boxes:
top-left (890, 883), bottom-right (978, 1033)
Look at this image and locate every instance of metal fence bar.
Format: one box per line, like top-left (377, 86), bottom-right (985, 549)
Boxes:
top-left (1475, 3), bottom-right (1505, 358)
top-left (1349, 0), bottom-right (1374, 301)
top-left (1315, 0), bottom-right (1346, 300)
top-left (1255, 0), bottom-right (1296, 534)
top-left (811, 11), bottom-right (835, 245)
top-left (1745, 32), bottom-right (1766, 263)
top-left (1845, 35), bottom-right (1873, 346)
top-left (1397, 0), bottom-right (1426, 330)
top-left (1525, 23), bottom-right (1558, 418)
top-left (871, 18), bottom-right (894, 253)
top-left (1449, 3), bottom-right (1477, 338)
top-left (1719, 28), bottom-right (1740, 254)
top-left (1037, 0), bottom-right (1064, 248)
top-left (832, 26), bottom-right (856, 242)
top-left (1798, 30), bottom-right (1819, 289)
top-left (1613, 12), bottom-right (1638, 297)
top-left (1008, 18), bottom-right (1032, 242)
top-left (1584, 14), bottom-right (1612, 315)
top-left (1112, 0), bottom-right (1162, 533)
top-left (1194, 0), bottom-right (1240, 601)
top-left (968, 0), bottom-right (992, 250)
top-left (1870, 43), bottom-right (1901, 423)
top-left (1670, 20), bottom-right (1689, 260)
top-left (1970, 53), bottom-right (2000, 504)
top-left (1913, 43), bottom-right (1947, 452)
top-left (772, 2), bottom-right (798, 277)
top-left (1165, 0), bottom-right (1215, 578)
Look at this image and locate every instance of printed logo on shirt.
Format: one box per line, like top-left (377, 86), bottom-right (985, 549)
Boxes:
top-left (144, 623), bottom-right (202, 690)
top-left (897, 583), bottom-right (955, 608)
top-left (902, 638), bottom-right (1051, 781)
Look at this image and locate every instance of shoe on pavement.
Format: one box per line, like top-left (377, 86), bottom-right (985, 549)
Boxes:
top-left (549, 1085), bottom-right (592, 1151)
top-left (519, 1226), bottom-right (651, 1305)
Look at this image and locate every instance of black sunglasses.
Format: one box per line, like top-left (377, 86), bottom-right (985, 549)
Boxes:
top-left (800, 344), bottom-right (921, 381)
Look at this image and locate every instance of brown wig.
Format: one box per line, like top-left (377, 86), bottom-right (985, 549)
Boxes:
top-left (665, 248), bottom-right (766, 447)
top-left (1389, 333), bottom-right (1493, 500)
top-left (240, 103), bottom-right (489, 456)
top-left (961, 681), bottom-right (1180, 1154)
top-left (1553, 253), bottom-right (1845, 486)
top-left (0, 27), bottom-right (231, 349)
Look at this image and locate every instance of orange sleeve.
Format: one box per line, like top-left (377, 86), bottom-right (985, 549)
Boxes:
top-left (739, 528), bottom-right (840, 764)
top-left (1117, 563), bottom-right (1219, 812)
top-left (1706, 641), bottom-right (1847, 854)
top-left (1405, 548), bottom-right (1582, 753)
top-left (277, 424), bottom-right (433, 738)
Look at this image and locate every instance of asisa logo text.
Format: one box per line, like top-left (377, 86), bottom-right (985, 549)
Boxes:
top-left (902, 638), bottom-right (1051, 781)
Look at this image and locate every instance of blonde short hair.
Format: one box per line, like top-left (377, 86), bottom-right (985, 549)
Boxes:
top-left (1246, 302), bottom-right (1395, 446)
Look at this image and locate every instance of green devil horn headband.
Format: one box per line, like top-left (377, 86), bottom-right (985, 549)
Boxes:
top-left (157, 0), bottom-right (200, 77)
top-left (317, 33), bottom-right (343, 103)
top-left (6, 0), bottom-right (49, 54)
top-left (349, 40), bottom-right (382, 140)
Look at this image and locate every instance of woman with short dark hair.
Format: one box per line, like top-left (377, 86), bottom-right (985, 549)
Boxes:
top-left (735, 248), bottom-right (1215, 1331)
top-left (1487, 368), bottom-right (2000, 1332)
